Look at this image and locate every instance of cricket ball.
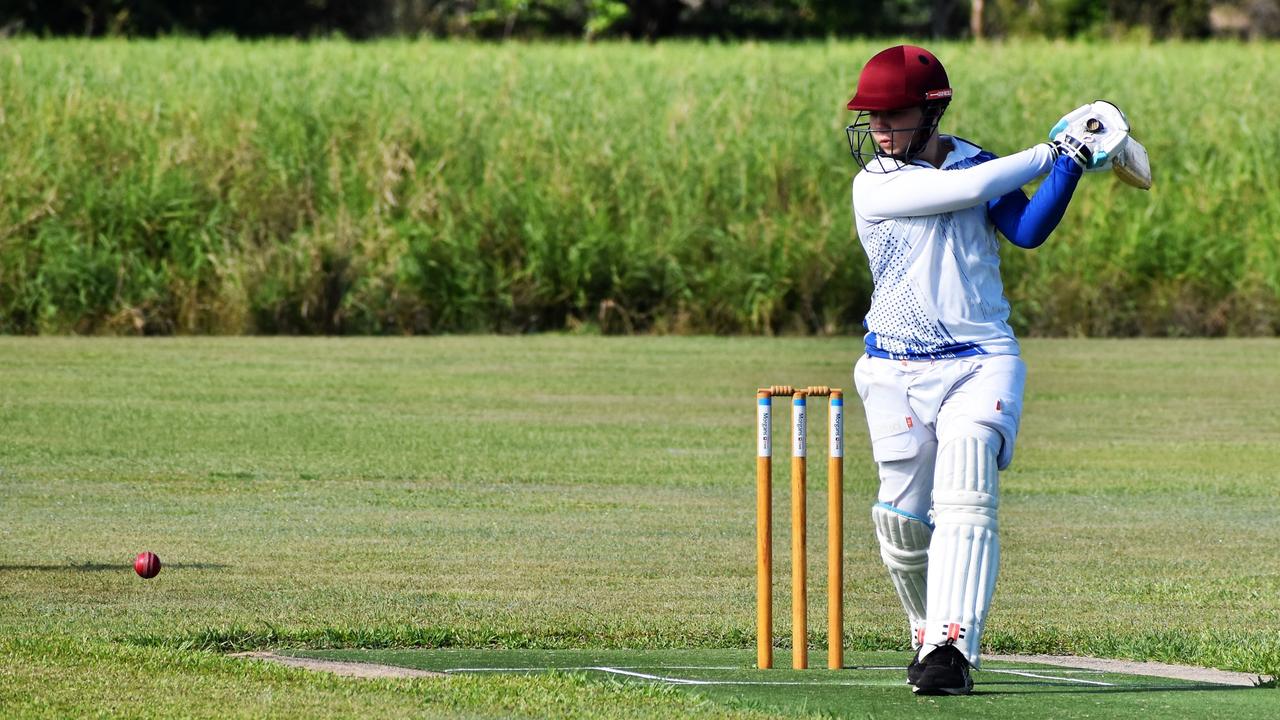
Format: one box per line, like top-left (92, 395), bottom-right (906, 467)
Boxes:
top-left (134, 551), bottom-right (161, 579)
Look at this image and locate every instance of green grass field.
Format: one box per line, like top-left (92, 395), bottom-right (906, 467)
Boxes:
top-left (2, 337), bottom-right (1278, 717)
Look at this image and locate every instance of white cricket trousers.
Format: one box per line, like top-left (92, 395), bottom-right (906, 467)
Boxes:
top-left (852, 353), bottom-right (1026, 520)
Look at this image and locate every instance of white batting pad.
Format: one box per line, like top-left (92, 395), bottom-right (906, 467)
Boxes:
top-left (872, 503), bottom-right (933, 648)
top-left (923, 436), bottom-right (1000, 667)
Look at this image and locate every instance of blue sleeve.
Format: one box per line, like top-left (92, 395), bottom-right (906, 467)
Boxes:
top-left (986, 155), bottom-right (1083, 249)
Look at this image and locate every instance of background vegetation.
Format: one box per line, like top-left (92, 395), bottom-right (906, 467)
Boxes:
top-left (6, 1), bottom-right (1270, 40)
top-left (1, 39), bottom-right (1276, 336)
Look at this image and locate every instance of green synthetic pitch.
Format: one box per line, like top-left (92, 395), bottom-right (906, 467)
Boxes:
top-left (3, 337), bottom-right (1279, 718)
top-left (290, 648), bottom-right (1275, 719)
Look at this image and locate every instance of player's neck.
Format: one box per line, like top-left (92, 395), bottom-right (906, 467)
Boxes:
top-left (918, 133), bottom-right (949, 169)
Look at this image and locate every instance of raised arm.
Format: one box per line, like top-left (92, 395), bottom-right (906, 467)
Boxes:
top-left (854, 144), bottom-right (1056, 221)
top-left (987, 155), bottom-right (1084, 249)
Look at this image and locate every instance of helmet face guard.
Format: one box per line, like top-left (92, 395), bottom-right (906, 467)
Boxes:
top-left (845, 99), bottom-right (949, 172)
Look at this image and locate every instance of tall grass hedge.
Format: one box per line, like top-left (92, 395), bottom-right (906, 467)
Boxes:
top-left (1, 39), bottom-right (1277, 335)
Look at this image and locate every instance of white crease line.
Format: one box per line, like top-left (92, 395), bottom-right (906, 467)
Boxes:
top-left (591, 667), bottom-right (706, 685)
top-left (449, 660), bottom-right (1101, 675)
top-left (592, 667), bottom-right (901, 687)
top-left (856, 664), bottom-right (1105, 674)
top-left (986, 669), bottom-right (1115, 687)
top-left (635, 666), bottom-right (741, 670)
top-left (446, 664), bottom-right (1105, 675)
top-left (980, 668), bottom-right (1104, 674)
top-left (449, 666), bottom-right (898, 686)
top-left (444, 665), bottom-right (737, 673)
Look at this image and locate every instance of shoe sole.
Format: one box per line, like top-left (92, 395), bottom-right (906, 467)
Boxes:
top-left (911, 685), bottom-right (972, 696)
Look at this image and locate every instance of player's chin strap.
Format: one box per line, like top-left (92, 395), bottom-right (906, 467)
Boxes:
top-left (904, 100), bottom-right (948, 158)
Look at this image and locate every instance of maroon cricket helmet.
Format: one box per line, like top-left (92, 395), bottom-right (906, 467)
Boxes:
top-left (847, 45), bottom-right (952, 111)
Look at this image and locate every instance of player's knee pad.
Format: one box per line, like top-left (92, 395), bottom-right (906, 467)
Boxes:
top-left (872, 503), bottom-right (932, 642)
top-left (937, 413), bottom-right (1014, 470)
top-left (872, 503), bottom-right (933, 573)
top-left (932, 435), bottom-right (998, 531)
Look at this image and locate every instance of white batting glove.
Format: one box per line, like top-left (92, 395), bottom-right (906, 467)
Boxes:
top-left (1049, 101), bottom-right (1131, 172)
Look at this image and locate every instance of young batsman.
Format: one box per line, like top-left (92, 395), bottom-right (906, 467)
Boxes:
top-left (844, 45), bottom-right (1125, 695)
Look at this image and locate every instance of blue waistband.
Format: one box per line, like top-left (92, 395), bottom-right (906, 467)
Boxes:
top-left (864, 341), bottom-right (989, 361)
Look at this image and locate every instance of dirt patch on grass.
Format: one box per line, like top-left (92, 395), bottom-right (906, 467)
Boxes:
top-left (990, 653), bottom-right (1274, 687)
top-left (230, 651), bottom-right (445, 679)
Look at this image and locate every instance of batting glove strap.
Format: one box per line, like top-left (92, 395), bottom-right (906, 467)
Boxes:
top-left (1051, 137), bottom-right (1093, 171)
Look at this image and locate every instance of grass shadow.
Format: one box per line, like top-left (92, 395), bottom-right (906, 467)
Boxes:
top-left (0, 562), bottom-right (231, 572)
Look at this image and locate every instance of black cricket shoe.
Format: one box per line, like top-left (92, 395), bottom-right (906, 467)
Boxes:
top-left (910, 644), bottom-right (973, 695)
top-left (906, 649), bottom-right (925, 686)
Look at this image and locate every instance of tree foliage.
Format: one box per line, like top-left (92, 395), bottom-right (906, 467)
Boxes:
top-left (0, 0), bottom-right (1249, 39)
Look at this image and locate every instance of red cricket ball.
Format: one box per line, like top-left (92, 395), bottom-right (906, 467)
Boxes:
top-left (134, 551), bottom-right (161, 579)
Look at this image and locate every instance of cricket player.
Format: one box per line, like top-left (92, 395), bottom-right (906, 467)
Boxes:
top-left (844, 45), bottom-right (1126, 695)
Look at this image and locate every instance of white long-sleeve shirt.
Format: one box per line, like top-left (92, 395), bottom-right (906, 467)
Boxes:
top-left (852, 137), bottom-right (1055, 359)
